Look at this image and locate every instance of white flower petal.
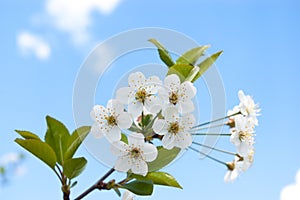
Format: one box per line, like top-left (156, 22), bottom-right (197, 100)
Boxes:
top-left (224, 169), bottom-right (238, 182)
top-left (180, 113), bottom-right (195, 129)
top-left (116, 87), bottom-right (131, 105)
top-left (122, 190), bottom-right (135, 200)
top-left (91, 123), bottom-right (105, 139)
top-left (128, 102), bottom-right (143, 118)
top-left (107, 99), bottom-right (124, 114)
top-left (106, 126), bottom-right (121, 142)
top-left (142, 143), bottom-right (158, 162)
top-left (153, 119), bottom-right (168, 135)
top-left (230, 132), bottom-right (241, 146)
top-left (179, 100), bottom-right (195, 114)
top-left (128, 72), bottom-right (146, 89)
top-left (111, 141), bottom-right (129, 156)
top-left (163, 106), bottom-right (179, 121)
top-left (164, 74), bottom-right (180, 92)
top-left (144, 96), bottom-right (161, 114)
top-left (162, 133), bottom-right (175, 150)
top-left (115, 156), bottom-right (132, 173)
top-left (174, 132), bottom-right (192, 149)
top-left (117, 113), bottom-right (133, 129)
top-left (91, 105), bottom-right (106, 121)
top-left (146, 75), bottom-right (162, 94)
top-left (131, 159), bottom-right (148, 176)
top-left (238, 90), bottom-right (246, 102)
top-left (179, 81), bottom-right (196, 101)
top-left (128, 133), bottom-right (145, 146)
top-left (227, 105), bottom-right (240, 116)
top-left (237, 143), bottom-right (252, 156)
top-left (158, 88), bottom-right (169, 102)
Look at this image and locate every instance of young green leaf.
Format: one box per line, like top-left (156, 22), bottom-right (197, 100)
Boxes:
top-left (148, 38), bottom-right (175, 67)
top-left (120, 133), bottom-right (128, 144)
top-left (70, 181), bottom-right (78, 188)
top-left (122, 180), bottom-right (153, 196)
top-left (128, 123), bottom-right (142, 133)
top-left (63, 157), bottom-right (87, 179)
top-left (15, 130), bottom-right (41, 140)
top-left (64, 126), bottom-right (90, 160)
top-left (14, 138), bottom-right (57, 169)
top-left (113, 188), bottom-right (121, 197)
top-left (148, 146), bottom-right (181, 172)
top-left (176, 45), bottom-right (210, 65)
top-left (185, 66), bottom-right (200, 82)
top-left (193, 50), bottom-right (223, 82)
top-left (45, 116), bottom-right (70, 165)
top-left (129, 172), bottom-right (182, 189)
top-left (167, 64), bottom-right (194, 82)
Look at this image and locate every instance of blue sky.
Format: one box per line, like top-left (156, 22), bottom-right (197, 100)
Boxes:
top-left (1, 0), bottom-right (300, 199)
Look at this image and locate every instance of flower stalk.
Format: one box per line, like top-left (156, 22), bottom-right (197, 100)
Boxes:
top-left (74, 168), bottom-right (115, 200)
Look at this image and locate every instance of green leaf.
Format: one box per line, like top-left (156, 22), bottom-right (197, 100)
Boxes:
top-left (45, 116), bottom-right (70, 165)
top-left (148, 38), bottom-right (175, 67)
top-left (14, 138), bottom-right (57, 169)
top-left (64, 126), bottom-right (90, 160)
top-left (70, 181), bottom-right (78, 188)
top-left (185, 66), bottom-right (200, 82)
top-left (129, 171), bottom-right (182, 189)
top-left (63, 157), bottom-right (87, 179)
top-left (167, 64), bottom-right (194, 82)
top-left (120, 133), bottom-right (128, 144)
top-left (15, 130), bottom-right (41, 140)
top-left (128, 123), bottom-right (142, 133)
top-left (148, 146), bottom-right (181, 171)
top-left (122, 180), bottom-right (153, 196)
top-left (193, 50), bottom-right (223, 82)
top-left (176, 45), bottom-right (210, 65)
top-left (113, 188), bottom-right (121, 197)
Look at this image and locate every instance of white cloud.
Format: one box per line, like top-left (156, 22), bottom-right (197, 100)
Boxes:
top-left (0, 152), bottom-right (20, 166)
top-left (46, 0), bottom-right (122, 45)
top-left (281, 169), bottom-right (300, 200)
top-left (17, 31), bottom-right (51, 60)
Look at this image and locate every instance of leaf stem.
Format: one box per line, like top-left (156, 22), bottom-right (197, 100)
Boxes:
top-left (54, 166), bottom-right (63, 185)
top-left (74, 168), bottom-right (115, 200)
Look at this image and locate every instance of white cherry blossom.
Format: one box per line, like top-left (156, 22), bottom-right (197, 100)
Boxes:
top-left (153, 107), bottom-right (195, 149)
top-left (236, 148), bottom-right (255, 172)
top-left (238, 90), bottom-right (260, 125)
top-left (224, 149), bottom-right (255, 182)
top-left (224, 160), bottom-right (239, 182)
top-left (111, 133), bottom-right (158, 176)
top-left (158, 74), bottom-right (196, 115)
top-left (90, 99), bottom-right (133, 142)
top-left (230, 115), bottom-right (255, 156)
top-left (116, 72), bottom-right (162, 118)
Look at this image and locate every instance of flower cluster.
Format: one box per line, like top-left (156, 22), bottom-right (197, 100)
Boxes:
top-left (91, 71), bottom-right (197, 176)
top-left (14, 39), bottom-right (261, 199)
top-left (224, 90), bottom-right (260, 182)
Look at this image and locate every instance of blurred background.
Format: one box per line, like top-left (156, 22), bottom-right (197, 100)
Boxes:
top-left (0, 0), bottom-right (299, 199)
